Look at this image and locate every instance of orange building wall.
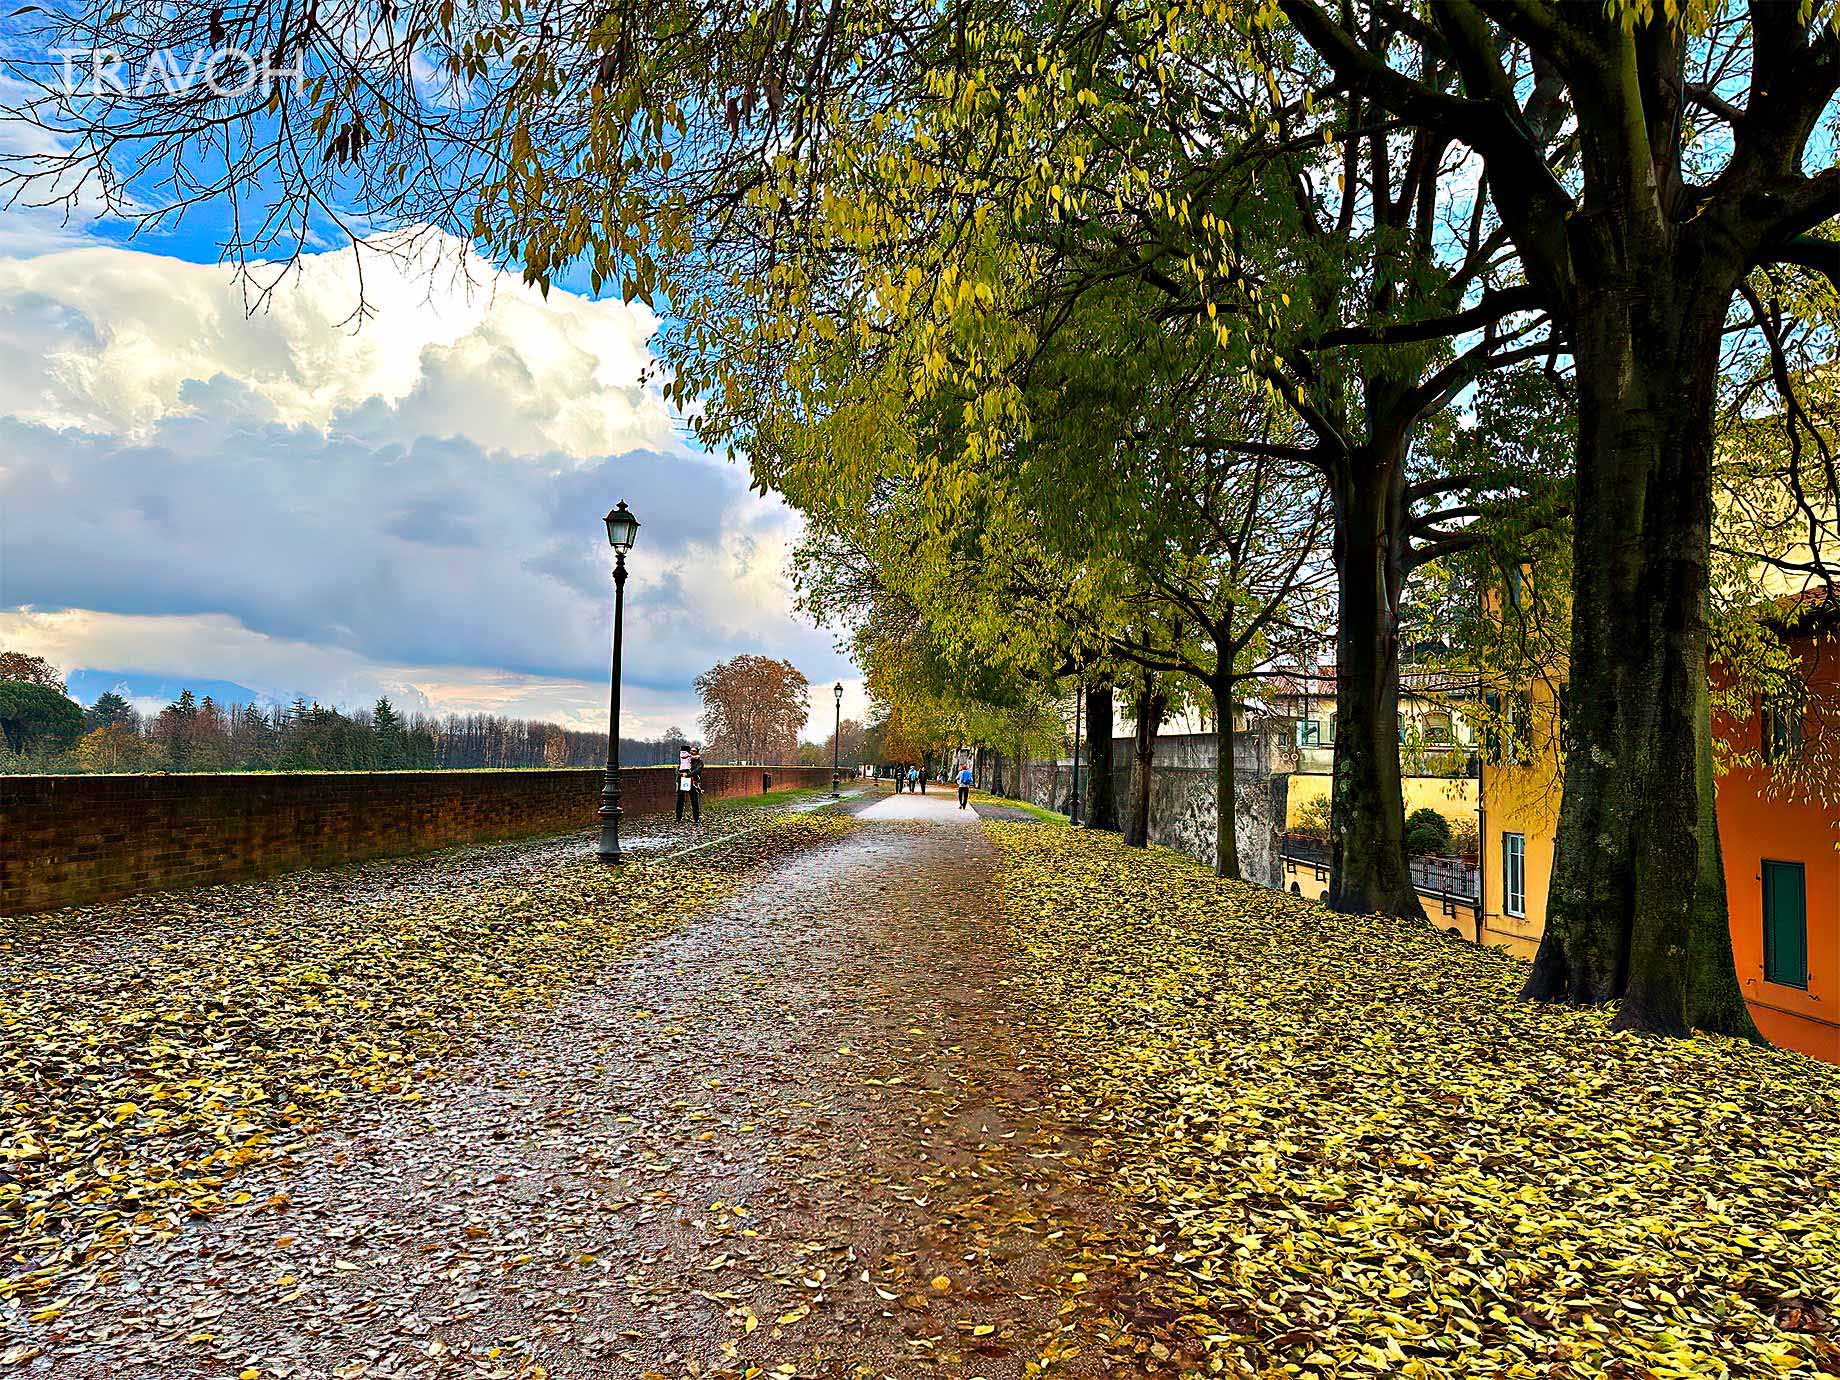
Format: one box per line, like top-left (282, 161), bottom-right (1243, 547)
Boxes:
top-left (1473, 621), bottom-right (1838, 1063)
top-left (1716, 774), bottom-right (1839, 1061)
top-left (1710, 630), bottom-right (1840, 1063)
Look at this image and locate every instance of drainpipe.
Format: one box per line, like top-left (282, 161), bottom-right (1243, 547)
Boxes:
top-left (1475, 754), bottom-right (1487, 946)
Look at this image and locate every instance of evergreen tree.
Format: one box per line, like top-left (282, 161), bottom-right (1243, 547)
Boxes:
top-left (372, 696), bottom-right (406, 768)
top-left (84, 691), bottom-right (135, 731)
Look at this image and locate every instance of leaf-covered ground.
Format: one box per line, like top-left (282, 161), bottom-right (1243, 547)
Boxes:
top-left (1, 792), bottom-right (1156, 1379)
top-left (986, 822), bottom-right (1840, 1378)
top-left (6, 794), bottom-right (1836, 1379)
top-left (0, 803), bottom-right (855, 1321)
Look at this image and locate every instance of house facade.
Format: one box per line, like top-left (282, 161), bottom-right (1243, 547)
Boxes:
top-left (1479, 594), bottom-right (1838, 1062)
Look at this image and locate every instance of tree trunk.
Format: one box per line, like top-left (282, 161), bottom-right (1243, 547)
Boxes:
top-left (1212, 675), bottom-right (1241, 880)
top-left (1125, 670), bottom-right (1167, 848)
top-left (1084, 679), bottom-right (1119, 831)
top-left (1525, 244), bottom-right (1757, 1040)
top-left (1327, 440), bottom-right (1427, 921)
top-left (990, 749), bottom-right (1005, 797)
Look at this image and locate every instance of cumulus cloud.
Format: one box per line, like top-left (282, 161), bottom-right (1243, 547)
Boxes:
top-left (0, 233), bottom-right (858, 727)
top-left (0, 231), bottom-right (675, 457)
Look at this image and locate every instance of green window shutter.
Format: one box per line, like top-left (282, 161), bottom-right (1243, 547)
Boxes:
top-left (1762, 860), bottom-right (1808, 990)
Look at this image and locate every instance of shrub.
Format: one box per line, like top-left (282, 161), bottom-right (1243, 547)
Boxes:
top-left (1404, 806), bottom-right (1454, 857)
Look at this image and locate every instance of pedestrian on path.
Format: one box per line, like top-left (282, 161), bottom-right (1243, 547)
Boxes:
top-left (957, 763), bottom-right (973, 810)
top-left (676, 744), bottom-right (703, 823)
top-left (907, 766), bottom-right (919, 794)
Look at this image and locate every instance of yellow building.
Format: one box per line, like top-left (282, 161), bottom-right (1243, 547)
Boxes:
top-left (1285, 772), bottom-right (1478, 835)
top-left (1475, 677), bottom-right (1565, 957)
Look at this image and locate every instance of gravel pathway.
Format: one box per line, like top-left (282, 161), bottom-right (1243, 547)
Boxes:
top-left (27, 806), bottom-right (1159, 1380)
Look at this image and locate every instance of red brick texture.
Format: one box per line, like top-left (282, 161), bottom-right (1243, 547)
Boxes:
top-left (0, 766), bottom-right (837, 915)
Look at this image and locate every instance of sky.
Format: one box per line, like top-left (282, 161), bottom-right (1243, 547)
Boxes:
top-left (0, 207), bottom-right (871, 738)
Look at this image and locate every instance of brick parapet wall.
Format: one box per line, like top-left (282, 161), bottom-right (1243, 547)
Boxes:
top-left (0, 765), bottom-right (836, 915)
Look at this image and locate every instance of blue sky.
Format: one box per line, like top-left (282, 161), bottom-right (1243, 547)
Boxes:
top-left (0, 180), bottom-right (868, 735)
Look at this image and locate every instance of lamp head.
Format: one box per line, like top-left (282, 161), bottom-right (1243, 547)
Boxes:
top-left (604, 501), bottom-right (640, 553)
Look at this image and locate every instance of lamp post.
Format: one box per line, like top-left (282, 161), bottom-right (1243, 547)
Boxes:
top-left (1070, 682), bottom-right (1083, 825)
top-left (597, 501), bottom-right (640, 863)
top-left (831, 681), bottom-right (844, 797)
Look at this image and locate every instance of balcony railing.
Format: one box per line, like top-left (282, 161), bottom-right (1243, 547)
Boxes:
top-left (1279, 833), bottom-right (1478, 919)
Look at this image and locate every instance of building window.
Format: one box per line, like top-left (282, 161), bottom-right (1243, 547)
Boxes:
top-left (1507, 691), bottom-right (1532, 763)
top-left (1483, 691), bottom-right (1534, 765)
top-left (1503, 833), bottom-right (1526, 918)
top-left (1762, 860), bottom-right (1808, 989)
top-left (1298, 719), bottom-right (1334, 747)
top-left (1762, 692), bottom-right (1805, 764)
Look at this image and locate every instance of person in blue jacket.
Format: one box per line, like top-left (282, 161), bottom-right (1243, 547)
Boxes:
top-left (956, 763), bottom-right (973, 810)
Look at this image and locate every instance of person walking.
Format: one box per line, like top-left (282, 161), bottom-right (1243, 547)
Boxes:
top-left (956, 762), bottom-right (973, 810)
top-left (906, 765), bottom-right (919, 795)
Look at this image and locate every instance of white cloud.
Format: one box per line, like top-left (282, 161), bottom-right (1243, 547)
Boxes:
top-left (0, 607), bottom-right (733, 737)
top-left (0, 230), bottom-right (675, 457)
top-left (0, 233), bottom-right (859, 722)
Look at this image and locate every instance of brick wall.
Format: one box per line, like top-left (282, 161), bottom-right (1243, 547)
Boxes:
top-left (0, 765), bottom-right (837, 915)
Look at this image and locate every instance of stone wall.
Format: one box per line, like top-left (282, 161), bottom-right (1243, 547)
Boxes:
top-left (1016, 732), bottom-right (1294, 882)
top-left (0, 765), bottom-right (836, 915)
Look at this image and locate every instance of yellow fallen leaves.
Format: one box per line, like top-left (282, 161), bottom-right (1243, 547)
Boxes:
top-left (984, 822), bottom-right (1840, 1378)
top-left (0, 810), bottom-right (856, 1303)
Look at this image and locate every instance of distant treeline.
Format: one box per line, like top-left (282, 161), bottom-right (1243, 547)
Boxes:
top-left (0, 668), bottom-right (696, 774)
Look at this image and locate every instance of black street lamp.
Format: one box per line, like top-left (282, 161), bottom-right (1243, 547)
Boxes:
top-left (831, 681), bottom-right (844, 797)
top-left (597, 501), bottom-right (640, 863)
top-left (1070, 682), bottom-right (1083, 826)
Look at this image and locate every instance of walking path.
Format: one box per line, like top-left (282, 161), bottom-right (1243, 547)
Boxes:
top-left (854, 787), bottom-right (976, 823)
top-left (31, 794), bottom-right (1152, 1380)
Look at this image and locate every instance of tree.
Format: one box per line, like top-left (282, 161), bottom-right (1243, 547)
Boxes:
top-left (1121, 666), bottom-right (1170, 850)
top-left (372, 696), bottom-right (407, 768)
top-left (84, 691), bottom-right (136, 732)
top-left (822, 717), bottom-right (867, 770)
top-left (149, 689), bottom-right (202, 770)
top-left (0, 682), bottom-right (83, 757)
top-left (695, 656), bottom-right (810, 764)
top-left (0, 652), bottom-right (66, 692)
top-left (1277, 0), bottom-right (1838, 1037)
top-left (75, 723), bottom-right (145, 773)
top-left (1082, 680), bottom-right (1120, 834)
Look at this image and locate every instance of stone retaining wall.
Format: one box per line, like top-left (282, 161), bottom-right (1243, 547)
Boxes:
top-left (0, 765), bottom-right (836, 914)
top-left (1013, 733), bottom-right (1292, 882)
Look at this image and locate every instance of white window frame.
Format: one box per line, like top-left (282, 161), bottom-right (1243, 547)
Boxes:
top-left (1503, 833), bottom-right (1527, 918)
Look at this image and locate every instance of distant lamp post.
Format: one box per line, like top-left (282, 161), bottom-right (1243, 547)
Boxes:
top-left (1070, 682), bottom-right (1083, 826)
top-left (831, 681), bottom-right (844, 797)
top-left (597, 501), bottom-right (641, 863)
